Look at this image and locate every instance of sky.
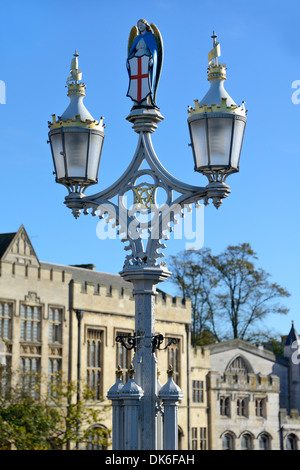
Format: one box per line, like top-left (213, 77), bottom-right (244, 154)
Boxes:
top-left (0, 0), bottom-right (299, 339)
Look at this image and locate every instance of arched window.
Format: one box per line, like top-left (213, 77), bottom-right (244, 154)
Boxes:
top-left (237, 397), bottom-right (248, 417)
top-left (286, 434), bottom-right (297, 450)
top-left (222, 433), bottom-right (234, 450)
top-left (178, 426), bottom-right (184, 450)
top-left (227, 355), bottom-right (253, 374)
top-left (258, 433), bottom-right (270, 450)
top-left (85, 425), bottom-right (109, 450)
top-left (241, 433), bottom-right (252, 450)
top-left (86, 329), bottom-right (103, 400)
top-left (220, 396), bottom-right (230, 416)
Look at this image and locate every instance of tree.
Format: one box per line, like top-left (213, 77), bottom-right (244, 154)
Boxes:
top-left (0, 369), bottom-right (110, 450)
top-left (169, 243), bottom-right (290, 344)
top-left (168, 247), bottom-right (215, 345)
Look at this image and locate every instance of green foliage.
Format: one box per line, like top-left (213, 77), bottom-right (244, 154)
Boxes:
top-left (169, 243), bottom-right (290, 344)
top-left (192, 329), bottom-right (219, 347)
top-left (0, 371), bottom-right (110, 450)
top-left (264, 339), bottom-right (284, 357)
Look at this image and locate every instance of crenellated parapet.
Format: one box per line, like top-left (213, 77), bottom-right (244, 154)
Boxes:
top-left (280, 408), bottom-right (300, 424)
top-left (209, 370), bottom-right (280, 393)
top-left (188, 97), bottom-right (246, 117)
top-left (191, 345), bottom-right (210, 366)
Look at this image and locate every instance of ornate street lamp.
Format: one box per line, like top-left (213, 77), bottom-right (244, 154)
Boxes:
top-left (188, 32), bottom-right (247, 206)
top-left (48, 22), bottom-right (247, 451)
top-left (48, 51), bottom-right (105, 198)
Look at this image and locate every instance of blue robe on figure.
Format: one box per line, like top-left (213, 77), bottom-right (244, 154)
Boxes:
top-left (127, 31), bottom-right (158, 106)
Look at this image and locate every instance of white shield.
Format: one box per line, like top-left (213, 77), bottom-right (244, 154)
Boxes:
top-left (127, 55), bottom-right (151, 104)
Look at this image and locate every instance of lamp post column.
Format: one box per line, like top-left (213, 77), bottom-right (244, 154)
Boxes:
top-left (120, 265), bottom-right (171, 450)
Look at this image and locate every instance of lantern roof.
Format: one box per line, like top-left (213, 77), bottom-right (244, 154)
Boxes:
top-left (188, 32), bottom-right (247, 118)
top-left (48, 51), bottom-right (104, 131)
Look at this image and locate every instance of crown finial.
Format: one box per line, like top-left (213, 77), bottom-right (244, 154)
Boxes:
top-left (128, 363), bottom-right (135, 379)
top-left (211, 31), bottom-right (217, 46)
top-left (167, 364), bottom-right (174, 379)
top-left (67, 50), bottom-right (82, 86)
top-left (208, 31), bottom-right (221, 65)
top-left (116, 365), bottom-right (123, 380)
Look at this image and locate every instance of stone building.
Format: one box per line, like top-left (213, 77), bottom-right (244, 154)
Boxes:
top-left (1, 225), bottom-right (300, 450)
top-left (0, 225), bottom-right (200, 450)
top-left (203, 335), bottom-right (300, 450)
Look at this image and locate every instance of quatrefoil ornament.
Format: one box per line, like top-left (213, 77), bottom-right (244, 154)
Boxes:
top-left (133, 184), bottom-right (155, 209)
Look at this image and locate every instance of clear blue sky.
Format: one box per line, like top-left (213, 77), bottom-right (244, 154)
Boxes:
top-left (0, 0), bottom-right (299, 339)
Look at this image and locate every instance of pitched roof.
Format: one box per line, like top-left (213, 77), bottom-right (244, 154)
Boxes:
top-left (0, 232), bottom-right (17, 259)
top-left (40, 261), bottom-right (132, 289)
top-left (284, 321), bottom-right (299, 346)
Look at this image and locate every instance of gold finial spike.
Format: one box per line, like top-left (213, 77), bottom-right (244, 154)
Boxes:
top-left (116, 365), bottom-right (123, 380)
top-left (208, 31), bottom-right (221, 65)
top-left (68, 50), bottom-right (82, 85)
top-left (211, 31), bottom-right (217, 47)
top-left (167, 364), bottom-right (174, 379)
top-left (128, 363), bottom-right (135, 379)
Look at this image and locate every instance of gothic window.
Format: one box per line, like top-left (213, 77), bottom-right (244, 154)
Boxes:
top-left (0, 355), bottom-right (11, 396)
top-left (255, 397), bottom-right (266, 418)
top-left (237, 397), bottom-right (248, 417)
top-left (286, 434), bottom-right (297, 450)
top-left (192, 380), bottom-right (204, 403)
top-left (85, 425), bottom-right (109, 450)
top-left (199, 427), bottom-right (207, 450)
top-left (48, 358), bottom-right (62, 396)
top-left (227, 355), bottom-right (251, 374)
top-left (49, 307), bottom-right (63, 343)
top-left (220, 396), bottom-right (230, 416)
top-left (222, 433), bottom-right (234, 450)
top-left (20, 305), bottom-right (41, 342)
top-left (192, 427), bottom-right (198, 450)
top-left (168, 340), bottom-right (181, 386)
top-left (178, 426), bottom-right (184, 450)
top-left (0, 302), bottom-right (13, 340)
top-left (258, 433), bottom-right (270, 450)
top-left (19, 357), bottom-right (40, 398)
top-left (115, 331), bottom-right (132, 383)
top-left (241, 433), bottom-right (252, 450)
top-left (87, 329), bottom-right (103, 400)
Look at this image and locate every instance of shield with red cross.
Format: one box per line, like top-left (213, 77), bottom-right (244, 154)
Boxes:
top-left (127, 55), bottom-right (151, 104)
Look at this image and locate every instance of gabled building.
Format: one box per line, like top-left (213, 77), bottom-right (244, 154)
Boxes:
top-left (204, 335), bottom-right (300, 450)
top-left (0, 225), bottom-right (300, 450)
top-left (0, 225), bottom-right (196, 449)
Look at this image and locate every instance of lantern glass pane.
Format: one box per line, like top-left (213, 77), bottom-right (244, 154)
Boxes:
top-left (231, 119), bottom-right (245, 169)
top-left (190, 119), bottom-right (208, 168)
top-left (87, 133), bottom-right (103, 181)
top-left (50, 133), bottom-right (65, 179)
top-left (208, 117), bottom-right (232, 166)
top-left (64, 131), bottom-right (89, 178)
